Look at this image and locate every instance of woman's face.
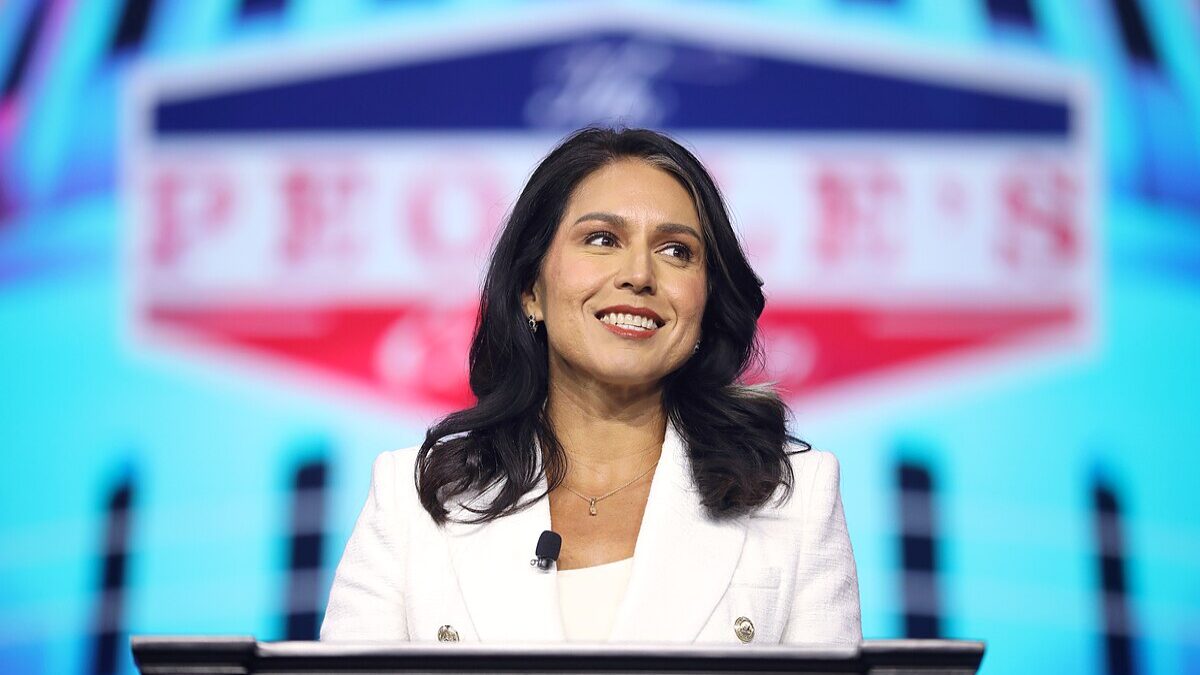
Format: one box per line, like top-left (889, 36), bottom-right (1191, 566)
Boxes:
top-left (523, 158), bottom-right (708, 391)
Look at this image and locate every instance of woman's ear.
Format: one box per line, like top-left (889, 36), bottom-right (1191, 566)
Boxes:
top-left (520, 284), bottom-right (541, 321)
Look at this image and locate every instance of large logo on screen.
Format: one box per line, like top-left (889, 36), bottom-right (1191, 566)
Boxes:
top-left (127, 10), bottom-right (1095, 412)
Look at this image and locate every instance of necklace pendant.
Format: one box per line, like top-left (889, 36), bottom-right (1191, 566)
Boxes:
top-left (588, 498), bottom-right (597, 516)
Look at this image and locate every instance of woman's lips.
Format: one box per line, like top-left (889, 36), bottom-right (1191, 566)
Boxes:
top-left (593, 306), bottom-right (665, 341)
top-left (595, 305), bottom-right (665, 327)
top-left (598, 318), bottom-right (658, 340)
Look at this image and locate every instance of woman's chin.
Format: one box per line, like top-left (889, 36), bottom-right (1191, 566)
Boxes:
top-left (583, 363), bottom-right (672, 391)
top-left (550, 346), bottom-right (683, 391)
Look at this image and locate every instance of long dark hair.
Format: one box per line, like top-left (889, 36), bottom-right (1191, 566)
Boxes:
top-left (415, 127), bottom-right (807, 524)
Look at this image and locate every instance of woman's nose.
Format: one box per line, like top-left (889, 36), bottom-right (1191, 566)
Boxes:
top-left (615, 246), bottom-right (656, 295)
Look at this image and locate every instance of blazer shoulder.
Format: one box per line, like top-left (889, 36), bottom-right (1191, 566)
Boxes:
top-left (378, 444), bottom-right (421, 472)
top-left (773, 447), bottom-right (843, 517)
top-left (367, 445), bottom-right (422, 507)
top-left (786, 446), bottom-right (841, 483)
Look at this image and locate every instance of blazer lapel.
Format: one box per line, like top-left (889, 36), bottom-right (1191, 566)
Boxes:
top-left (442, 477), bottom-right (565, 642)
top-left (441, 423), bottom-right (746, 644)
top-left (608, 424), bottom-right (747, 643)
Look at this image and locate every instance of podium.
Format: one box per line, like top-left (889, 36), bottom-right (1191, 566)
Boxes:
top-left (132, 637), bottom-right (985, 674)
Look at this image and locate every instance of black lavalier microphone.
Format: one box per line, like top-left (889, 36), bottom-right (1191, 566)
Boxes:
top-left (530, 530), bottom-right (562, 571)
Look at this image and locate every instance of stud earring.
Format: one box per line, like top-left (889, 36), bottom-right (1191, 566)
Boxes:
top-left (693, 339), bottom-right (701, 354)
top-left (528, 314), bottom-right (539, 334)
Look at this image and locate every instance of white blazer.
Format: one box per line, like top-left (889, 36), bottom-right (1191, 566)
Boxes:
top-left (321, 424), bottom-right (861, 645)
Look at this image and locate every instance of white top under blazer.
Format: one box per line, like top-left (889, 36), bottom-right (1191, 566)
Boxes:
top-left (321, 423), bottom-right (862, 645)
top-left (557, 557), bottom-right (634, 641)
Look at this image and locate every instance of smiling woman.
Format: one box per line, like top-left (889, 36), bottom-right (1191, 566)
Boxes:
top-left (321, 127), bottom-right (862, 646)
top-left (524, 159), bottom-right (708, 396)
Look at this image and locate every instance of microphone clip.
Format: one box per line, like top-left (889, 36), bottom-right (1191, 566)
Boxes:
top-left (530, 530), bottom-right (562, 572)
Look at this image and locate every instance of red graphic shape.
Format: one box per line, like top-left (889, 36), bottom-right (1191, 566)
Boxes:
top-left (147, 303), bottom-right (478, 411)
top-left (755, 305), bottom-right (1077, 397)
top-left (147, 300), bottom-right (1078, 412)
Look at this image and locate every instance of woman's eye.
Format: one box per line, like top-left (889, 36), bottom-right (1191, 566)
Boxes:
top-left (584, 232), bottom-right (617, 247)
top-left (660, 243), bottom-right (694, 262)
top-left (580, 229), bottom-right (619, 246)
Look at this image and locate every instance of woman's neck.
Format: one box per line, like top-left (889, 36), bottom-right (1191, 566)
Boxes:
top-left (545, 374), bottom-right (667, 491)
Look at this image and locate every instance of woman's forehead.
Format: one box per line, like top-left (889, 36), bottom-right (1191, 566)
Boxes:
top-left (564, 160), bottom-right (701, 225)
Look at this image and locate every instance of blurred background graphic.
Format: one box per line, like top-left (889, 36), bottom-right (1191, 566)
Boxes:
top-left (1, 1), bottom-right (1199, 673)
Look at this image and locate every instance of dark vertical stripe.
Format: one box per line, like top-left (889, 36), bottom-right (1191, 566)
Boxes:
top-left (284, 458), bottom-right (328, 640)
top-left (897, 461), bottom-right (941, 638)
top-left (90, 476), bottom-right (135, 675)
top-left (986, 0), bottom-right (1037, 28)
top-left (240, 0), bottom-right (287, 18)
top-left (1110, 0), bottom-right (1159, 66)
top-left (110, 0), bottom-right (156, 55)
top-left (1093, 481), bottom-right (1139, 675)
top-left (2, 1), bottom-right (51, 99)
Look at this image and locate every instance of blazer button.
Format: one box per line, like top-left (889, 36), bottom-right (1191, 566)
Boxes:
top-left (437, 625), bottom-right (460, 642)
top-left (733, 616), bottom-right (755, 643)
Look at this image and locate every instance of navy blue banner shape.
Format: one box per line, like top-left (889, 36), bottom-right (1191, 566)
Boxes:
top-left (153, 33), bottom-right (1071, 136)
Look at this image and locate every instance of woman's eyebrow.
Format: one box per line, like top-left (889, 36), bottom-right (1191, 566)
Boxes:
top-left (574, 212), bottom-right (702, 241)
top-left (655, 223), bottom-right (703, 241)
top-left (573, 212), bottom-right (626, 228)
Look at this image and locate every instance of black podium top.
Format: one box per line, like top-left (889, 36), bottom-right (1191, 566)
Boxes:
top-left (131, 637), bottom-right (985, 674)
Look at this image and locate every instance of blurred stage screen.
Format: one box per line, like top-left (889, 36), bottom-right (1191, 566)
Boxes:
top-left (2, 2), bottom-right (1198, 675)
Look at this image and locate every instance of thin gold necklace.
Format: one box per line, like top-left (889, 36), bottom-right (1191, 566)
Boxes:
top-left (563, 460), bottom-right (659, 516)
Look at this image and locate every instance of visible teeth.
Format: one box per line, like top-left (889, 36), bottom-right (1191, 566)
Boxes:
top-left (600, 312), bottom-right (656, 331)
